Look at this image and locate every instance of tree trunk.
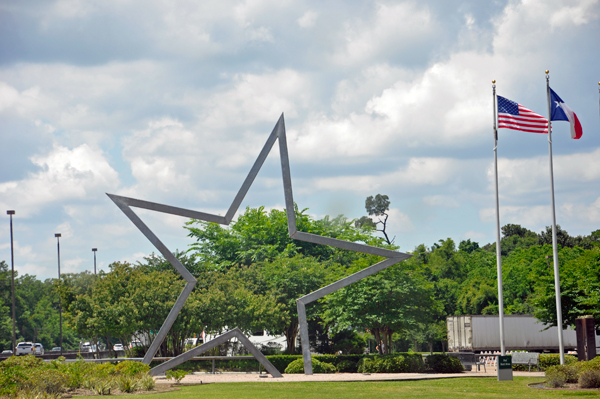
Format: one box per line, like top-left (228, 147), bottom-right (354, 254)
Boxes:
top-left (371, 328), bottom-right (382, 354)
top-left (284, 323), bottom-right (298, 355)
top-left (429, 341), bottom-right (433, 355)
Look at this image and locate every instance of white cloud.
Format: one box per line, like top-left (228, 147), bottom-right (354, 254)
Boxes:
top-left (486, 148), bottom-right (600, 197)
top-left (201, 69), bottom-right (312, 128)
top-left (312, 157), bottom-right (465, 192)
top-left (479, 205), bottom-right (551, 227)
top-left (423, 195), bottom-right (460, 208)
top-left (561, 196), bottom-right (600, 224)
top-left (0, 144), bottom-right (120, 217)
top-left (386, 207), bottom-right (415, 233)
top-left (332, 2), bottom-right (436, 66)
top-left (464, 230), bottom-right (487, 240)
top-left (297, 10), bottom-right (318, 28)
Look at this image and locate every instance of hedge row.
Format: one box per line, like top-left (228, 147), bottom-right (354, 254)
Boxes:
top-left (151, 353), bottom-right (464, 374)
top-left (511, 354), bottom-right (578, 371)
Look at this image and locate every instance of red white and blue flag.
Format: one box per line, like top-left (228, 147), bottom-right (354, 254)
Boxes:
top-left (550, 88), bottom-right (582, 139)
top-left (497, 96), bottom-right (548, 133)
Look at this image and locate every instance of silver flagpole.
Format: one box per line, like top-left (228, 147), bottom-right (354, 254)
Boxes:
top-left (545, 70), bottom-right (565, 365)
top-left (492, 80), bottom-right (506, 356)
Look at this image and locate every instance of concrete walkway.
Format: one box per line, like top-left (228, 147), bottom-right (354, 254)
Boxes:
top-left (155, 368), bottom-right (545, 384)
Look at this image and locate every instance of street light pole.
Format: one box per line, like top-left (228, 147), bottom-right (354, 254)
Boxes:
top-left (7, 210), bottom-right (16, 353)
top-left (55, 233), bottom-right (62, 355)
top-left (92, 248), bottom-right (97, 275)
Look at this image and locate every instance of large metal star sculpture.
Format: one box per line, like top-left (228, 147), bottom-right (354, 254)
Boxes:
top-left (108, 114), bottom-right (411, 375)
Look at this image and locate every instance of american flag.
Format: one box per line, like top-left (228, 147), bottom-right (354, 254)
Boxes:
top-left (497, 96), bottom-right (548, 133)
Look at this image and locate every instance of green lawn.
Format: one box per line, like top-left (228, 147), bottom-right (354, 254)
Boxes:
top-left (79, 377), bottom-right (599, 398)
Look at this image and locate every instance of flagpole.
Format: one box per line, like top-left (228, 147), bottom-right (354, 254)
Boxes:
top-left (492, 80), bottom-right (506, 356)
top-left (545, 70), bottom-right (565, 365)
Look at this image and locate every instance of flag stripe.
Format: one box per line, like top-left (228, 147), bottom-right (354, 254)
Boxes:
top-left (497, 98), bottom-right (548, 134)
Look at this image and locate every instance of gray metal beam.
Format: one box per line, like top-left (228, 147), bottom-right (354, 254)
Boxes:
top-left (224, 115), bottom-right (283, 223)
top-left (150, 328), bottom-right (282, 378)
top-left (292, 231), bottom-right (408, 259)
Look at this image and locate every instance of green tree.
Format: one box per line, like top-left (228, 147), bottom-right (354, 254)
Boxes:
top-left (0, 261), bottom-right (14, 351)
top-left (532, 246), bottom-right (600, 330)
top-left (251, 255), bottom-right (335, 354)
top-left (323, 257), bottom-right (440, 354)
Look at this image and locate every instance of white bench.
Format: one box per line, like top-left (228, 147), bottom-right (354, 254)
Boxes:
top-left (511, 352), bottom-right (540, 371)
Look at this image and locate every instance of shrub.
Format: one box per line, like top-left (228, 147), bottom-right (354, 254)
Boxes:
top-left (114, 360), bottom-right (149, 376)
top-left (266, 355), bottom-right (302, 373)
top-left (579, 370), bottom-right (600, 389)
top-left (138, 374), bottom-right (156, 391)
top-left (23, 368), bottom-right (68, 395)
top-left (425, 355), bottom-right (464, 373)
top-left (545, 367), bottom-right (567, 388)
top-left (165, 369), bottom-right (189, 384)
top-left (335, 360), bottom-right (358, 373)
top-left (284, 358), bottom-right (336, 374)
top-left (539, 354), bottom-right (577, 371)
top-left (114, 375), bottom-right (140, 393)
top-left (357, 354), bottom-right (424, 374)
top-left (546, 365), bottom-right (578, 383)
top-left (90, 378), bottom-right (112, 395)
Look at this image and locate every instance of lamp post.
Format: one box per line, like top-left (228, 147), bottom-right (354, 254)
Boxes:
top-left (7, 211), bottom-right (16, 353)
top-left (55, 233), bottom-right (63, 355)
top-left (92, 248), bottom-right (97, 275)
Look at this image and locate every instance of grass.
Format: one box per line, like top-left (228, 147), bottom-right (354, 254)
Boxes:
top-left (75, 377), bottom-right (600, 398)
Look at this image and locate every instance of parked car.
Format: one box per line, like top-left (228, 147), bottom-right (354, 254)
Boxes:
top-left (15, 342), bottom-right (34, 356)
top-left (51, 347), bottom-right (61, 352)
top-left (34, 343), bottom-right (44, 355)
top-left (129, 340), bottom-right (142, 349)
top-left (80, 344), bottom-right (94, 352)
top-left (1, 350), bottom-right (13, 354)
top-left (113, 343), bottom-right (124, 351)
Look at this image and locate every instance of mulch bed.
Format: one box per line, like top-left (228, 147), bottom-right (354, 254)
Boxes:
top-left (529, 382), bottom-right (600, 391)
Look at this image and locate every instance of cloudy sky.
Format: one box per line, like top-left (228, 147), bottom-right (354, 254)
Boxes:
top-left (1, 0), bottom-right (599, 280)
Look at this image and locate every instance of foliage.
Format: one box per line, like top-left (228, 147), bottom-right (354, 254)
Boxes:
top-left (424, 355), bottom-right (464, 373)
top-left (186, 206), bottom-right (375, 267)
top-left (114, 361), bottom-right (150, 376)
top-left (334, 360), bottom-right (358, 373)
top-left (0, 355), bottom-right (153, 397)
top-left (330, 330), bottom-right (366, 354)
top-left (166, 369), bottom-right (189, 384)
top-left (284, 357), bottom-right (336, 374)
top-left (357, 354), bottom-right (425, 373)
top-left (265, 355), bottom-right (302, 373)
top-left (578, 370), bottom-right (600, 388)
top-left (323, 259), bottom-right (440, 354)
top-left (538, 354), bottom-right (577, 371)
top-left (545, 364), bottom-right (578, 384)
top-left (545, 367), bottom-right (567, 388)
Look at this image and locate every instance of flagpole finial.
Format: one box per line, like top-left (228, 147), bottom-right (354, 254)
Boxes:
top-left (492, 80), bottom-right (496, 84)
top-left (545, 70), bottom-right (549, 74)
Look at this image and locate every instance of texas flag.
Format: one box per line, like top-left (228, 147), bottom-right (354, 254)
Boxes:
top-left (550, 88), bottom-right (582, 139)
